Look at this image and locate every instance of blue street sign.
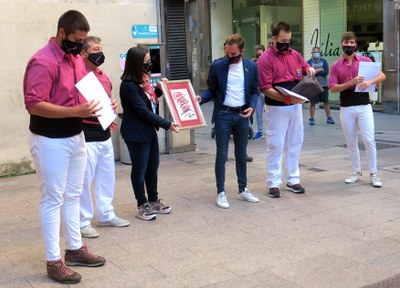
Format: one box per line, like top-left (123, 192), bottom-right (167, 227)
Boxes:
top-left (131, 24), bottom-right (158, 39)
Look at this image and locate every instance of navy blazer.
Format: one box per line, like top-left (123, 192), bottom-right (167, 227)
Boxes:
top-left (201, 57), bottom-right (258, 123)
top-left (120, 80), bottom-right (171, 143)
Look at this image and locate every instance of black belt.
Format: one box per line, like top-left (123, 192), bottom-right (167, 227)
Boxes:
top-left (221, 105), bottom-right (244, 112)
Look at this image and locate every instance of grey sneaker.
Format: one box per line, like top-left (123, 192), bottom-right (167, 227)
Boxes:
top-left (239, 188), bottom-right (259, 203)
top-left (370, 174), bottom-right (382, 187)
top-left (98, 216), bottom-right (130, 227)
top-left (136, 203), bottom-right (156, 221)
top-left (345, 172), bottom-right (362, 184)
top-left (268, 187), bottom-right (281, 198)
top-left (286, 183), bottom-right (305, 194)
top-left (148, 200), bottom-right (172, 214)
top-left (217, 191), bottom-right (229, 209)
top-left (81, 224), bottom-right (100, 238)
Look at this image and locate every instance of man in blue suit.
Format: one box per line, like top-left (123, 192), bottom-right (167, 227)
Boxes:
top-left (198, 34), bottom-right (259, 209)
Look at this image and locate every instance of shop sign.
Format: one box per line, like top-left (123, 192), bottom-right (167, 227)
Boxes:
top-left (310, 29), bottom-right (341, 57)
top-left (131, 24), bottom-right (158, 39)
top-left (239, 16), bottom-right (259, 25)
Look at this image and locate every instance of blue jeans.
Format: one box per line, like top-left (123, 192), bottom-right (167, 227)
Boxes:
top-left (255, 93), bottom-right (265, 133)
top-left (215, 109), bottom-right (249, 193)
top-left (125, 132), bottom-right (159, 207)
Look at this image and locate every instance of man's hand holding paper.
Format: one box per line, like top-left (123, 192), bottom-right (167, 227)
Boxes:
top-left (75, 71), bottom-right (117, 130)
top-left (274, 86), bottom-right (309, 104)
top-left (355, 62), bottom-right (381, 92)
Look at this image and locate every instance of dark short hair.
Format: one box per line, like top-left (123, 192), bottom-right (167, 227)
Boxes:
top-left (83, 36), bottom-right (101, 51)
top-left (57, 10), bottom-right (90, 36)
top-left (121, 46), bottom-right (148, 83)
top-left (225, 34), bottom-right (244, 50)
top-left (312, 46), bottom-right (320, 52)
top-left (341, 31), bottom-right (357, 42)
top-left (254, 44), bottom-right (265, 52)
top-left (272, 22), bottom-right (291, 37)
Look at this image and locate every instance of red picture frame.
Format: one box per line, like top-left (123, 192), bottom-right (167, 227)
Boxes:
top-left (160, 80), bottom-right (207, 130)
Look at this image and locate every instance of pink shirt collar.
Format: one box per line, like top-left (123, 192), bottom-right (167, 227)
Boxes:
top-left (269, 43), bottom-right (293, 55)
top-left (337, 53), bottom-right (362, 64)
top-left (48, 37), bottom-right (68, 62)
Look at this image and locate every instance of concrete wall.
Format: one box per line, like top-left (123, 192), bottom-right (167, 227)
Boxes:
top-left (0, 0), bottom-right (159, 176)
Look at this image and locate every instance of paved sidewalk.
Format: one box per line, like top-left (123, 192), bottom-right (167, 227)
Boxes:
top-left (1, 103), bottom-right (400, 287)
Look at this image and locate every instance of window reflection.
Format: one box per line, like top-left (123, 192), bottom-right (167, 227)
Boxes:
top-left (233, 0), bottom-right (303, 58)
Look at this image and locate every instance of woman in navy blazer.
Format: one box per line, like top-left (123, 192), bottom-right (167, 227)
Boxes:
top-left (120, 46), bottom-right (179, 221)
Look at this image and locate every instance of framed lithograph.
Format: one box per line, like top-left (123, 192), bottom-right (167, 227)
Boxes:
top-left (159, 80), bottom-right (207, 130)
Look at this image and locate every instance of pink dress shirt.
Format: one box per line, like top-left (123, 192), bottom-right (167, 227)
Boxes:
top-left (329, 54), bottom-right (372, 107)
top-left (92, 67), bottom-right (112, 99)
top-left (258, 44), bottom-right (310, 91)
top-left (24, 37), bottom-right (87, 113)
top-left (82, 67), bottom-right (114, 142)
top-left (328, 54), bottom-right (372, 89)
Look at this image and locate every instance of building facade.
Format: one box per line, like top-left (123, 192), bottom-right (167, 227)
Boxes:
top-left (1, 0), bottom-right (398, 176)
top-left (0, 0), bottom-right (162, 176)
top-left (208, 0), bottom-right (399, 112)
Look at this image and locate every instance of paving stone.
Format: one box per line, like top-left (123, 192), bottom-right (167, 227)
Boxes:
top-left (2, 106), bottom-right (400, 287)
top-left (175, 265), bottom-right (237, 288)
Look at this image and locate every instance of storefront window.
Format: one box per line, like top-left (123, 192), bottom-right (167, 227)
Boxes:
top-left (232, 0), bottom-right (303, 59)
top-left (347, 0), bottom-right (383, 102)
top-left (347, 0), bottom-right (383, 52)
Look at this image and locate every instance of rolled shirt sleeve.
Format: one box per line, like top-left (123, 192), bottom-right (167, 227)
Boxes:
top-left (24, 60), bottom-right (55, 113)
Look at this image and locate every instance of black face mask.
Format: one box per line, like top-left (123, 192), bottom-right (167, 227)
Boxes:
top-left (62, 38), bottom-right (83, 56)
top-left (88, 52), bottom-right (105, 66)
top-left (342, 45), bottom-right (356, 56)
top-left (276, 42), bottom-right (290, 52)
top-left (228, 54), bottom-right (241, 64)
top-left (143, 62), bottom-right (153, 73)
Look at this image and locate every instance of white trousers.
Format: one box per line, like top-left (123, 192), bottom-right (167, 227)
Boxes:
top-left (265, 104), bottom-right (304, 188)
top-left (340, 104), bottom-right (377, 174)
top-left (80, 138), bottom-right (116, 226)
top-left (29, 132), bottom-right (85, 261)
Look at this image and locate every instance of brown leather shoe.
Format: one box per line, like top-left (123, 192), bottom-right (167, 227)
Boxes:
top-left (65, 244), bottom-right (106, 267)
top-left (47, 259), bottom-right (82, 284)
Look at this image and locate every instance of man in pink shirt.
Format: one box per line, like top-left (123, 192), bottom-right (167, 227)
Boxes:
top-left (329, 31), bottom-right (386, 187)
top-left (258, 22), bottom-right (315, 198)
top-left (79, 36), bottom-right (129, 238)
top-left (24, 10), bottom-right (105, 284)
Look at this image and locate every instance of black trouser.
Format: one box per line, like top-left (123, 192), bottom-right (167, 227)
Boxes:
top-left (125, 133), bottom-right (159, 207)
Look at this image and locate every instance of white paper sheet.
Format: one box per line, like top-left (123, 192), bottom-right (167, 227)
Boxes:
top-left (75, 72), bottom-right (116, 130)
top-left (355, 62), bottom-right (381, 93)
top-left (275, 86), bottom-right (309, 103)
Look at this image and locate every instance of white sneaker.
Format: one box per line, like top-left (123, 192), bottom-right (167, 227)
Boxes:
top-left (81, 224), bottom-right (100, 238)
top-left (345, 172), bottom-right (362, 184)
top-left (239, 188), bottom-right (259, 203)
top-left (98, 216), bottom-right (130, 227)
top-left (217, 191), bottom-right (229, 209)
top-left (370, 174), bottom-right (382, 187)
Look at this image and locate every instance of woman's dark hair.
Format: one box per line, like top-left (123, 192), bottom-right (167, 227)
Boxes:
top-left (121, 46), bottom-right (148, 83)
top-left (57, 10), bottom-right (90, 36)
